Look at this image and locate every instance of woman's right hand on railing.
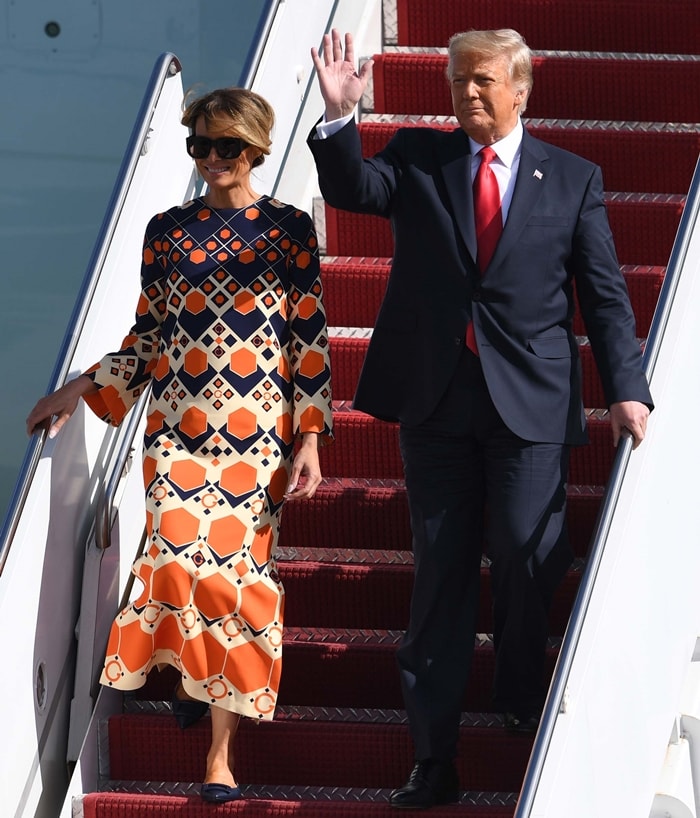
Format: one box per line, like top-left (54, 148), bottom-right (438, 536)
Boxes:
top-left (26, 374), bottom-right (97, 439)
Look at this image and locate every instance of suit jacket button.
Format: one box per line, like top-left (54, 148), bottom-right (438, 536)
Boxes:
top-left (454, 337), bottom-right (462, 345)
top-left (472, 291), bottom-right (482, 302)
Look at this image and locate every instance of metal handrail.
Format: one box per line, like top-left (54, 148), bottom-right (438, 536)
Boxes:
top-left (0, 53), bottom-right (183, 573)
top-left (514, 154), bottom-right (700, 816)
top-left (238, 0), bottom-right (281, 87)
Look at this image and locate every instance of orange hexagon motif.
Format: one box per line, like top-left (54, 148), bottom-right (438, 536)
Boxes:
top-left (234, 291), bottom-right (256, 313)
top-left (153, 353), bottom-right (170, 380)
top-left (115, 620), bottom-right (154, 673)
top-left (239, 249), bottom-right (256, 264)
top-left (230, 348), bottom-right (257, 378)
top-left (184, 348), bottom-right (208, 377)
top-left (185, 290), bottom-right (207, 315)
top-left (154, 611), bottom-right (185, 656)
top-left (227, 407), bottom-right (257, 440)
top-left (207, 514), bottom-right (247, 558)
top-left (295, 250), bottom-right (311, 269)
top-left (245, 207), bottom-right (260, 220)
top-left (193, 571), bottom-right (239, 620)
top-left (146, 410), bottom-right (166, 435)
top-left (251, 524), bottom-right (273, 566)
top-left (276, 414), bottom-right (293, 445)
top-left (298, 349), bottom-right (325, 378)
top-left (238, 581), bottom-right (279, 632)
top-left (300, 405), bottom-right (325, 432)
top-left (277, 356), bottom-right (291, 381)
top-left (179, 406), bottom-right (208, 438)
top-left (169, 460), bottom-right (207, 492)
top-left (297, 295), bottom-right (316, 319)
top-left (223, 640), bottom-right (273, 694)
top-left (143, 456), bottom-right (158, 489)
top-left (158, 507), bottom-right (200, 547)
top-left (220, 462), bottom-right (258, 497)
top-left (181, 630), bottom-right (226, 681)
top-left (268, 467), bottom-right (288, 505)
top-left (190, 248), bottom-right (207, 264)
top-left (151, 559), bottom-right (194, 609)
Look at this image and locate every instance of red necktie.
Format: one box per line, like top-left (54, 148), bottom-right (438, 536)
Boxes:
top-left (467, 146), bottom-right (502, 355)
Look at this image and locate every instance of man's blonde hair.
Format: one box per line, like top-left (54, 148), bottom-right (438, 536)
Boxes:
top-left (447, 29), bottom-right (533, 113)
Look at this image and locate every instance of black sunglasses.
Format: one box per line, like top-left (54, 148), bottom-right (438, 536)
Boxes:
top-left (186, 135), bottom-right (247, 160)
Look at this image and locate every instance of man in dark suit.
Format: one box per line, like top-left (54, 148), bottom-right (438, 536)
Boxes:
top-left (309, 28), bottom-right (652, 810)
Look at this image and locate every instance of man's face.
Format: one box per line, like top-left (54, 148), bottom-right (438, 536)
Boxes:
top-left (449, 52), bottom-right (524, 144)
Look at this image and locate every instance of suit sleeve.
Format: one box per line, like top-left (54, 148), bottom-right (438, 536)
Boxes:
top-left (572, 166), bottom-right (653, 409)
top-left (308, 118), bottom-right (400, 217)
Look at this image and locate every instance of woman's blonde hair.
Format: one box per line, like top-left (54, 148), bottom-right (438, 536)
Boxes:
top-left (181, 87), bottom-right (275, 167)
top-left (447, 29), bottom-right (533, 113)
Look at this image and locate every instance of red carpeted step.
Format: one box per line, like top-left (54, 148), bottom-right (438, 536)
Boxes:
top-left (121, 632), bottom-right (558, 714)
top-left (607, 195), bottom-right (685, 267)
top-left (279, 479), bottom-right (603, 558)
top-left (107, 713), bottom-right (534, 792)
top-left (323, 407), bottom-right (616, 485)
top-left (395, 0), bottom-right (700, 55)
top-left (330, 336), bottom-right (608, 407)
top-left (280, 561), bottom-right (580, 636)
top-left (372, 52), bottom-right (700, 122)
top-left (280, 478), bottom-right (411, 550)
top-left (356, 120), bottom-right (700, 196)
top-left (83, 792), bottom-right (516, 818)
top-left (322, 257), bottom-right (391, 328)
top-left (324, 196), bottom-right (683, 266)
top-left (322, 258), bottom-right (664, 337)
top-left (278, 633), bottom-right (559, 713)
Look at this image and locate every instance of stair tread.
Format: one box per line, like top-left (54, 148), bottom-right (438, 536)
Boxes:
top-left (107, 712), bottom-right (534, 792)
top-left (84, 789), bottom-right (517, 816)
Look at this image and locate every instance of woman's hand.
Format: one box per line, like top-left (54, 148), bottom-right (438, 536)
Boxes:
top-left (284, 432), bottom-right (323, 500)
top-left (311, 29), bottom-right (374, 121)
top-left (26, 375), bottom-right (97, 439)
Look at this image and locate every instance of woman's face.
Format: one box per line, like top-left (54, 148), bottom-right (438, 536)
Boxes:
top-left (192, 116), bottom-right (260, 193)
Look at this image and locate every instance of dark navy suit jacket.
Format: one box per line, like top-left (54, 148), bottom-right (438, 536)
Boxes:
top-left (308, 120), bottom-right (653, 444)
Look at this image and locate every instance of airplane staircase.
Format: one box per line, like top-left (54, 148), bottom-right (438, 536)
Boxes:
top-left (14, 1), bottom-right (698, 816)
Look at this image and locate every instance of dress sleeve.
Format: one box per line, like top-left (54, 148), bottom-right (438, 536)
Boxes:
top-left (82, 214), bottom-right (166, 426)
top-left (285, 210), bottom-right (334, 444)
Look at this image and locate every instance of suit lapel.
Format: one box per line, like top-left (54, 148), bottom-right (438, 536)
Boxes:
top-left (440, 130), bottom-right (478, 264)
top-left (489, 131), bottom-right (550, 270)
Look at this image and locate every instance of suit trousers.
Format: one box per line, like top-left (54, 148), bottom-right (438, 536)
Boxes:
top-left (396, 345), bottom-right (573, 761)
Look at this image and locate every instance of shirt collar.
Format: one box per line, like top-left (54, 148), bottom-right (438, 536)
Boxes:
top-left (468, 119), bottom-right (523, 168)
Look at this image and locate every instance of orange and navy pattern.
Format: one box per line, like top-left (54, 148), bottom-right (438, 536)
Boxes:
top-left (85, 196), bottom-right (333, 719)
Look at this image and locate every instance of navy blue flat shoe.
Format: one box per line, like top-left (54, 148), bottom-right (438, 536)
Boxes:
top-left (171, 684), bottom-right (208, 729)
top-left (200, 783), bottom-right (242, 803)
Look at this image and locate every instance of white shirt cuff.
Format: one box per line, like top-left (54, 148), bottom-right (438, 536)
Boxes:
top-left (314, 112), bottom-right (355, 139)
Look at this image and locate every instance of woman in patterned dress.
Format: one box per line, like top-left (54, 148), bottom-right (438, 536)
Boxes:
top-left (26, 87), bottom-right (333, 802)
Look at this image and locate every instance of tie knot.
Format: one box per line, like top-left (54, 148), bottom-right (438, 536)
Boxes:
top-left (480, 146), bottom-right (497, 165)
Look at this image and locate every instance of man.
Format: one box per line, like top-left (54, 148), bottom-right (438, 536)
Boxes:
top-left (309, 28), bottom-right (652, 810)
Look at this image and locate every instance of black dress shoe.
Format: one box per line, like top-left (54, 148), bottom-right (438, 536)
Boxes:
top-left (504, 711), bottom-right (540, 733)
top-left (389, 759), bottom-right (459, 809)
top-left (171, 682), bottom-right (209, 729)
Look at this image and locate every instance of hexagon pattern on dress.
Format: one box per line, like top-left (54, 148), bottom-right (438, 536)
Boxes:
top-left (86, 196), bottom-right (333, 719)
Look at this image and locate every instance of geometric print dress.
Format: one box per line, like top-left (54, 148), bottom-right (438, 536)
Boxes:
top-left (83, 195), bottom-right (333, 720)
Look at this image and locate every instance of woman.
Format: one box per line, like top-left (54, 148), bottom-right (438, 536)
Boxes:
top-left (26, 87), bottom-right (333, 803)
